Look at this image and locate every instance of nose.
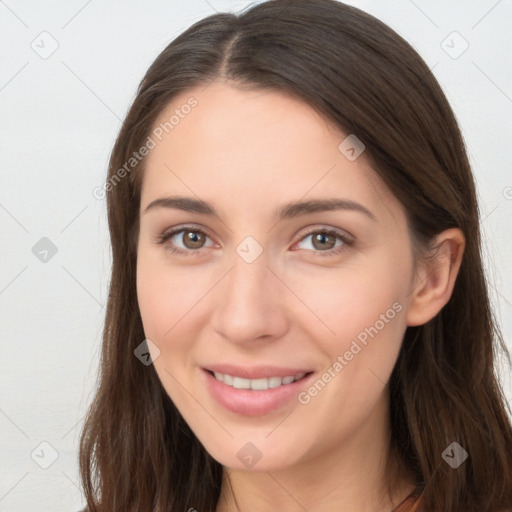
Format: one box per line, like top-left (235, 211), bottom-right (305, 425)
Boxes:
top-left (210, 248), bottom-right (289, 345)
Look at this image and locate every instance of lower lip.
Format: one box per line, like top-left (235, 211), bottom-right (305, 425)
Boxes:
top-left (202, 369), bottom-right (314, 417)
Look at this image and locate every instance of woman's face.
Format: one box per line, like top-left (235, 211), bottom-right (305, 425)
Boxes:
top-left (136, 81), bottom-right (418, 472)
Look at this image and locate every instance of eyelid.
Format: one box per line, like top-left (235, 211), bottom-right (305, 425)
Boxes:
top-left (295, 224), bottom-right (355, 244)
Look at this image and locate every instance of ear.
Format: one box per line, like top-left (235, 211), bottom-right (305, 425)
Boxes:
top-left (406, 228), bottom-right (465, 327)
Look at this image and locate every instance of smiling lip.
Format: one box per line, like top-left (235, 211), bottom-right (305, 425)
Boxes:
top-left (202, 365), bottom-right (314, 417)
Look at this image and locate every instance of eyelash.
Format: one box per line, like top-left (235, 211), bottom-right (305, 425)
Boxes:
top-left (154, 226), bottom-right (354, 257)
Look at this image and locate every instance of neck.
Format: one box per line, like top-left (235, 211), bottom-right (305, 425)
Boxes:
top-left (215, 390), bottom-right (416, 512)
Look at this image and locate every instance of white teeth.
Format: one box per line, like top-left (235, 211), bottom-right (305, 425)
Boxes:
top-left (250, 378), bottom-right (269, 390)
top-left (233, 377), bottom-right (251, 389)
top-left (268, 376), bottom-right (282, 388)
top-left (212, 371), bottom-right (307, 389)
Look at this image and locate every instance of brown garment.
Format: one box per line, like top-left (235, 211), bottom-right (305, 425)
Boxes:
top-left (390, 490), bottom-right (423, 512)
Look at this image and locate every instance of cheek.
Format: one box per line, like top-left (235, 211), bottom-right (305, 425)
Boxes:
top-left (286, 252), bottom-right (411, 410)
top-left (299, 252), bottom-right (410, 401)
top-left (136, 254), bottom-right (203, 408)
top-left (135, 249), bottom-right (218, 406)
top-left (136, 262), bottom-right (172, 340)
top-left (136, 248), bottom-right (207, 340)
top-left (286, 254), bottom-right (410, 346)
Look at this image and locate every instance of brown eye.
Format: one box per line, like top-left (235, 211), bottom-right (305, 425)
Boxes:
top-left (155, 226), bottom-right (215, 256)
top-left (294, 228), bottom-right (354, 257)
top-left (311, 232), bottom-right (336, 250)
top-left (181, 230), bottom-right (207, 249)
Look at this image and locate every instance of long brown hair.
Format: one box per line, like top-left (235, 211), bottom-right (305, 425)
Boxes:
top-left (79, 1), bottom-right (512, 510)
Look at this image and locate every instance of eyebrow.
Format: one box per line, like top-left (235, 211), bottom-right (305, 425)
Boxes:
top-left (143, 196), bottom-right (377, 222)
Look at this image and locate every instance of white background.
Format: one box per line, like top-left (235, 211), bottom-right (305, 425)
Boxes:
top-left (1, 1), bottom-right (511, 510)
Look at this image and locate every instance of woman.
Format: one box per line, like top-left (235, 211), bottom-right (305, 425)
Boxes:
top-left (78, 1), bottom-right (512, 510)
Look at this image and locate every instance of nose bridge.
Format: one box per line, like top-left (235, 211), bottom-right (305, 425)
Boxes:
top-left (211, 239), bottom-right (287, 342)
top-left (225, 243), bottom-right (273, 311)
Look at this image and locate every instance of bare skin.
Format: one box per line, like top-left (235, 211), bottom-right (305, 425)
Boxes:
top-left (136, 80), bottom-right (465, 511)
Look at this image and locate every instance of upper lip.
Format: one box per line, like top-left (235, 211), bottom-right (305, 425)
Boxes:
top-left (204, 364), bottom-right (313, 380)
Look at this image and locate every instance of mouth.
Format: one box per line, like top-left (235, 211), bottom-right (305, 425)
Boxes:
top-left (201, 366), bottom-right (315, 416)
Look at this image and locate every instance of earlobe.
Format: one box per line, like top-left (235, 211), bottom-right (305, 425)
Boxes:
top-left (405, 228), bottom-right (465, 327)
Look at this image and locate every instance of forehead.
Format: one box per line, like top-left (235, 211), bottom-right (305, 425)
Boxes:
top-left (140, 81), bottom-right (403, 226)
